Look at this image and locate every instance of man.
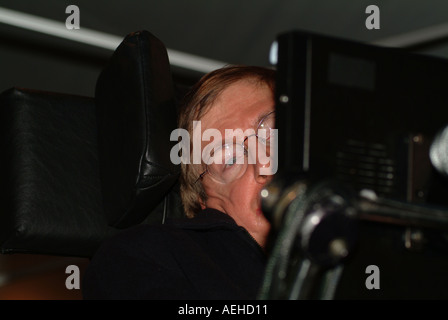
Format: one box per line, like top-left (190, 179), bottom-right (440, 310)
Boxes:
top-left (82, 65), bottom-right (276, 299)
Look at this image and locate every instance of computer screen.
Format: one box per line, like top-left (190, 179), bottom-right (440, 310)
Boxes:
top-left (274, 30), bottom-right (448, 206)
top-left (268, 30), bottom-right (448, 299)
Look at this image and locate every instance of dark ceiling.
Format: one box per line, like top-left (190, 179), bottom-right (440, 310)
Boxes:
top-left (1, 1), bottom-right (448, 96)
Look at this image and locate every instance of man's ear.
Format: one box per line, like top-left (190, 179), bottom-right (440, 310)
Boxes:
top-left (199, 197), bottom-right (206, 209)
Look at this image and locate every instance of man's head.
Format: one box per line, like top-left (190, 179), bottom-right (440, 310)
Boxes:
top-left (178, 65), bottom-right (276, 247)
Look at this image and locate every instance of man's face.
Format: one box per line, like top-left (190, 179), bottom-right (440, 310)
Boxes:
top-left (199, 79), bottom-right (275, 247)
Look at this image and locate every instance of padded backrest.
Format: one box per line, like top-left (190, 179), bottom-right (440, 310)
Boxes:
top-left (0, 30), bottom-right (184, 257)
top-left (95, 30), bottom-right (181, 228)
top-left (0, 88), bottom-right (116, 257)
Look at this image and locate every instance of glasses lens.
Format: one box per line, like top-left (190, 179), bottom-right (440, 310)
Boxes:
top-left (207, 143), bottom-right (247, 183)
top-left (257, 111), bottom-right (275, 145)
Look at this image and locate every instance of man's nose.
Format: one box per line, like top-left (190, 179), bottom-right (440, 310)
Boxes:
top-left (251, 148), bottom-right (275, 184)
top-left (245, 135), bottom-right (277, 183)
top-left (254, 161), bottom-right (275, 184)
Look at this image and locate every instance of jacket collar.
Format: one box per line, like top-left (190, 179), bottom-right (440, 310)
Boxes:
top-left (166, 208), bottom-right (238, 230)
top-left (167, 208), bottom-right (267, 257)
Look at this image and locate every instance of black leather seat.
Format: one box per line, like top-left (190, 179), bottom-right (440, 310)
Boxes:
top-left (0, 30), bottom-right (185, 258)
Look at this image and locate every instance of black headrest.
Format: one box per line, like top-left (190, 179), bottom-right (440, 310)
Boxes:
top-left (0, 88), bottom-right (114, 257)
top-left (95, 30), bottom-right (180, 228)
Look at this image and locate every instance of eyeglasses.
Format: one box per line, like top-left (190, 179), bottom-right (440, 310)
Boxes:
top-left (194, 111), bottom-right (275, 184)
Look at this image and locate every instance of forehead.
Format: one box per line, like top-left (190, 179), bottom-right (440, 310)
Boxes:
top-left (200, 80), bottom-right (274, 133)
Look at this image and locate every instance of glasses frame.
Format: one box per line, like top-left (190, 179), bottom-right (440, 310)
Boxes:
top-left (193, 110), bottom-right (275, 185)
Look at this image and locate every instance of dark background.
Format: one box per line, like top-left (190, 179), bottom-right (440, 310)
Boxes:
top-left (2, 0), bottom-right (448, 300)
top-left (2, 1), bottom-right (448, 97)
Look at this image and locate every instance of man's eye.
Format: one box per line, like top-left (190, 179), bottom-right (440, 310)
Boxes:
top-left (224, 149), bottom-right (247, 168)
top-left (225, 157), bottom-right (237, 167)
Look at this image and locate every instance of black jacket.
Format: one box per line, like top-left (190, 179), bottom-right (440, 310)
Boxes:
top-left (82, 208), bottom-right (267, 299)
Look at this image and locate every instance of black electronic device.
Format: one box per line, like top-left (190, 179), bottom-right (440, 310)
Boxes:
top-left (273, 30), bottom-right (448, 204)
top-left (262, 30), bottom-right (448, 299)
